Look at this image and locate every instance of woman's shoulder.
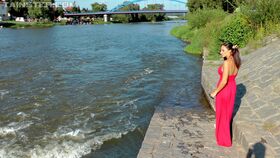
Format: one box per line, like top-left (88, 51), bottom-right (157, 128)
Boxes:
top-left (220, 60), bottom-right (228, 66)
top-left (221, 60), bottom-right (230, 67)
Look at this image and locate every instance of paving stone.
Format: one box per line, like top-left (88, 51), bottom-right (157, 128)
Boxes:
top-left (262, 135), bottom-right (280, 148)
top-left (264, 114), bottom-right (280, 126)
top-left (137, 108), bottom-right (246, 158)
top-left (255, 106), bottom-right (279, 119)
top-left (137, 152), bottom-right (153, 158)
top-left (245, 93), bottom-right (259, 103)
top-left (270, 126), bottom-right (280, 137)
top-left (271, 97), bottom-right (280, 106)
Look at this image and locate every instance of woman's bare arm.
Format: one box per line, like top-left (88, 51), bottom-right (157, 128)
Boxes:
top-left (210, 61), bottom-right (229, 97)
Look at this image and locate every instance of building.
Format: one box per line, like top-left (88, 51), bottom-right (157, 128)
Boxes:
top-left (0, 0), bottom-right (8, 21)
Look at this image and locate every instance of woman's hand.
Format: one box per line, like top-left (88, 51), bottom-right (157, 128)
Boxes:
top-left (209, 90), bottom-right (217, 99)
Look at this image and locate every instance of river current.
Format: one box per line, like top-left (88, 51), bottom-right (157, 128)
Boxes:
top-left (0, 21), bottom-right (209, 158)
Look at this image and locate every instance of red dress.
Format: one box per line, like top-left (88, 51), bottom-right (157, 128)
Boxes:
top-left (215, 64), bottom-right (237, 147)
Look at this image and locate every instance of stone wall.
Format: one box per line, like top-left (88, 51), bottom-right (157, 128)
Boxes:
top-left (201, 39), bottom-right (280, 157)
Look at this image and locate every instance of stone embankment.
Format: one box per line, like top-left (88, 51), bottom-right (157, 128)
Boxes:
top-left (137, 39), bottom-right (280, 157)
top-left (202, 39), bottom-right (280, 157)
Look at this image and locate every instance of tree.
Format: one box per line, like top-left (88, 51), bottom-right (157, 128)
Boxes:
top-left (187, 0), bottom-right (238, 13)
top-left (91, 2), bottom-right (107, 12)
top-left (8, 0), bottom-right (56, 20)
top-left (55, 5), bottom-right (65, 18)
top-left (8, 0), bottom-right (29, 18)
top-left (28, 7), bottom-right (43, 19)
top-left (81, 8), bottom-right (89, 13)
top-left (72, 6), bottom-right (81, 13)
top-left (142, 4), bottom-right (165, 22)
top-left (187, 0), bottom-right (223, 12)
top-left (112, 3), bottom-right (140, 22)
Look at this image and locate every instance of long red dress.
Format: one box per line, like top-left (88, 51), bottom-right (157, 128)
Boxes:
top-left (215, 64), bottom-right (237, 147)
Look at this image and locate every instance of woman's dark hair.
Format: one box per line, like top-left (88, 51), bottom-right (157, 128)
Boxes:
top-left (221, 42), bottom-right (241, 69)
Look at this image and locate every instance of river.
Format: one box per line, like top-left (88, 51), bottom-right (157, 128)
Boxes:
top-left (0, 21), bottom-right (209, 158)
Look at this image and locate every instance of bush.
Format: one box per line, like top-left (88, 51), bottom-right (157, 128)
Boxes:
top-left (171, 1), bottom-right (280, 60)
top-left (186, 8), bottom-right (227, 29)
top-left (170, 25), bottom-right (192, 41)
top-left (240, 0), bottom-right (280, 27)
top-left (202, 19), bottom-right (225, 60)
top-left (219, 14), bottom-right (253, 47)
top-left (184, 29), bottom-right (204, 54)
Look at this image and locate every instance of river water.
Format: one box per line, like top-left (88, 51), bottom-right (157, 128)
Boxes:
top-left (0, 21), bottom-right (209, 158)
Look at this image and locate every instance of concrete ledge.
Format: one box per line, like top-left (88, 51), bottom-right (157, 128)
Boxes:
top-left (137, 106), bottom-right (247, 158)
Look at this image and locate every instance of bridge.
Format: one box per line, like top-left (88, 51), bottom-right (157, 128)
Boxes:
top-left (109, 0), bottom-right (186, 12)
top-left (64, 0), bottom-right (187, 22)
top-left (64, 10), bottom-right (187, 17)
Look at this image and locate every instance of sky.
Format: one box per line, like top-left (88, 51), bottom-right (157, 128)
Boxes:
top-left (60, 0), bottom-right (187, 10)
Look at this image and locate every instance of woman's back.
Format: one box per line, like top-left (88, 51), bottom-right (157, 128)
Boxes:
top-left (221, 59), bottom-right (238, 76)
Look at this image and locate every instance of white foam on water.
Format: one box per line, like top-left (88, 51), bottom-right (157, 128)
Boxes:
top-left (0, 90), bottom-right (9, 100)
top-left (143, 68), bottom-right (153, 75)
top-left (0, 127), bottom-right (16, 136)
top-left (121, 98), bottom-right (139, 112)
top-left (122, 98), bottom-right (139, 107)
top-left (52, 127), bottom-right (86, 140)
top-left (17, 112), bottom-right (29, 118)
top-left (90, 113), bottom-right (95, 119)
top-left (124, 68), bottom-right (154, 84)
top-left (0, 121), bottom-right (33, 137)
top-left (34, 102), bottom-right (42, 107)
top-left (0, 127), bottom-right (137, 158)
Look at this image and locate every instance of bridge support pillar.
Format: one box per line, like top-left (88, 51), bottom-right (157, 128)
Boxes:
top-left (104, 14), bottom-right (109, 22)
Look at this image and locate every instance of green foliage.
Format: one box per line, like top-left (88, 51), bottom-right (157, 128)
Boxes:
top-left (28, 7), bottom-right (43, 19)
top-left (3, 21), bottom-right (54, 28)
top-left (112, 4), bottom-right (140, 23)
top-left (202, 19), bottom-right (225, 59)
top-left (91, 18), bottom-right (110, 24)
top-left (180, 9), bottom-right (228, 57)
top-left (111, 3), bottom-right (166, 23)
top-left (8, 0), bottom-right (29, 17)
top-left (187, 0), bottom-right (223, 12)
top-left (187, 0), bottom-right (238, 13)
top-left (172, 0), bottom-right (280, 60)
top-left (171, 8), bottom-right (254, 60)
top-left (240, 0), bottom-right (280, 27)
top-left (239, 0), bottom-right (280, 49)
top-left (186, 8), bottom-right (227, 29)
top-left (72, 6), bottom-right (81, 13)
top-left (184, 29), bottom-right (204, 55)
top-left (170, 25), bottom-right (193, 42)
top-left (219, 14), bottom-right (253, 47)
top-left (55, 5), bottom-right (64, 18)
top-left (8, 0), bottom-right (57, 20)
top-left (91, 2), bottom-right (107, 12)
top-left (142, 4), bottom-right (165, 22)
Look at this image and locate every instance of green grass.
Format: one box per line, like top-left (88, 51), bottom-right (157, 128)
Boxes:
top-left (2, 21), bottom-right (54, 28)
top-left (170, 0), bottom-right (280, 60)
top-left (171, 3), bottom-right (280, 61)
top-left (170, 9), bottom-right (229, 59)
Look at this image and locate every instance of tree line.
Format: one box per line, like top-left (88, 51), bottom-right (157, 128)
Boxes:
top-left (187, 0), bottom-right (239, 13)
top-left (6, 1), bottom-right (168, 22)
top-left (88, 2), bottom-right (166, 22)
top-left (172, 0), bottom-right (280, 60)
top-left (8, 0), bottom-right (64, 20)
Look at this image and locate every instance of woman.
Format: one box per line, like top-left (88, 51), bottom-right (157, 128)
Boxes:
top-left (209, 42), bottom-right (241, 147)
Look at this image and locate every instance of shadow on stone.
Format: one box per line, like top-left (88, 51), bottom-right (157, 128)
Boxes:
top-left (233, 83), bottom-right (247, 118)
top-left (246, 142), bottom-right (266, 158)
top-left (230, 83), bottom-right (246, 140)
